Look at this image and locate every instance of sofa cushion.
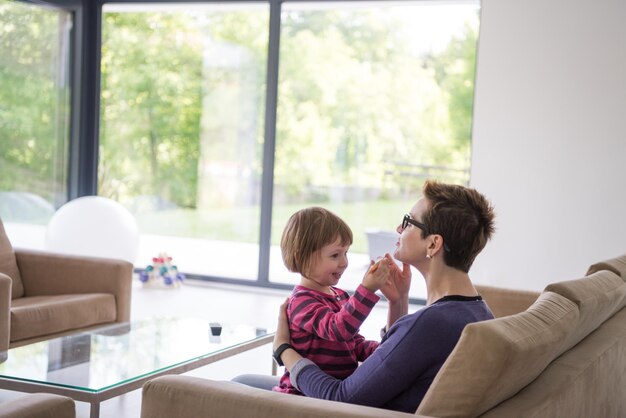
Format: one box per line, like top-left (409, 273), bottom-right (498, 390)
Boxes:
top-left (587, 253), bottom-right (626, 280)
top-left (479, 307), bottom-right (626, 418)
top-left (416, 292), bottom-right (579, 418)
top-left (10, 293), bottom-right (116, 342)
top-left (0, 219), bottom-right (24, 299)
top-left (141, 375), bottom-right (415, 418)
top-left (475, 284), bottom-right (539, 318)
top-left (545, 270), bottom-right (626, 352)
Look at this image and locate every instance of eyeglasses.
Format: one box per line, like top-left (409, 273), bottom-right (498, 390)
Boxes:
top-left (402, 214), bottom-right (428, 233)
top-left (401, 214), bottom-right (452, 252)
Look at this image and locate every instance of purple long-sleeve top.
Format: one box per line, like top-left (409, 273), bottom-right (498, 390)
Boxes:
top-left (290, 296), bottom-right (494, 413)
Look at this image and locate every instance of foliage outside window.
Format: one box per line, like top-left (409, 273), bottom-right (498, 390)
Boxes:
top-left (0, 0), bottom-right (70, 224)
top-left (98, 1), bottom-right (479, 295)
top-left (269, 2), bottom-right (479, 292)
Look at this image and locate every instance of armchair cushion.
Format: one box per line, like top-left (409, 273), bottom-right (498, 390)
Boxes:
top-left (0, 393), bottom-right (75, 418)
top-left (0, 219), bottom-right (24, 299)
top-left (10, 293), bottom-right (116, 342)
top-left (15, 249), bottom-right (133, 322)
top-left (0, 218), bottom-right (133, 351)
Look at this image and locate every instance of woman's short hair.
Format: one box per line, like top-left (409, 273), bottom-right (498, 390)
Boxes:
top-left (421, 180), bottom-right (495, 272)
top-left (281, 207), bottom-right (353, 277)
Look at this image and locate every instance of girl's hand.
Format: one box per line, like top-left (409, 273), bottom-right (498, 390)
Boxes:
top-left (362, 258), bottom-right (391, 292)
top-left (379, 253), bottom-right (411, 304)
top-left (273, 298), bottom-right (291, 351)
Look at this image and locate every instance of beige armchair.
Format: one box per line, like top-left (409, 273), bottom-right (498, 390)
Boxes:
top-left (0, 217), bottom-right (133, 351)
top-left (0, 393), bottom-right (75, 418)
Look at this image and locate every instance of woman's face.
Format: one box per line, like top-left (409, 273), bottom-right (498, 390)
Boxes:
top-left (394, 198), bottom-right (429, 266)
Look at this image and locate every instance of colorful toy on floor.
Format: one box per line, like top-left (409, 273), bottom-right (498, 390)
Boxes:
top-left (139, 252), bottom-right (185, 287)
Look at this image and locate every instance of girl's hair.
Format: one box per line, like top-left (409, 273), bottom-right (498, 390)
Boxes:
top-left (421, 180), bottom-right (496, 272)
top-left (281, 207), bottom-right (353, 278)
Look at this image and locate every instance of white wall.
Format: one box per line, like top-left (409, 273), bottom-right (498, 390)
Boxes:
top-left (469, 0), bottom-right (626, 290)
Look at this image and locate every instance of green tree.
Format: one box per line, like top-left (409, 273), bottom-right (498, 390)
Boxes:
top-left (428, 21), bottom-right (479, 172)
top-left (0, 2), bottom-right (69, 205)
top-left (275, 7), bottom-right (458, 200)
top-left (99, 12), bottom-right (202, 208)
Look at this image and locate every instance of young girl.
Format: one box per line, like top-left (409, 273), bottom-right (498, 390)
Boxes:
top-left (274, 206), bottom-right (391, 394)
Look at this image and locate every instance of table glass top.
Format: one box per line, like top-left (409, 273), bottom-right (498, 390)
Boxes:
top-left (0, 318), bottom-right (271, 392)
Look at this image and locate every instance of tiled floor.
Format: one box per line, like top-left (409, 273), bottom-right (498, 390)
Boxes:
top-left (1, 278), bottom-right (411, 418)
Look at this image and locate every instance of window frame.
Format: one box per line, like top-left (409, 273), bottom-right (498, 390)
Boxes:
top-left (14, 0), bottom-right (481, 305)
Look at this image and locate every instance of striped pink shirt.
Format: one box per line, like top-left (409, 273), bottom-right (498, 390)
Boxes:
top-left (274, 284), bottom-right (381, 394)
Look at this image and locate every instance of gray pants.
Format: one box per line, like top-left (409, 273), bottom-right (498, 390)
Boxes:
top-left (231, 374), bottom-right (280, 391)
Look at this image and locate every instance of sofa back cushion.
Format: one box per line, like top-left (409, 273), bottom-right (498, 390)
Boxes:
top-left (0, 218), bottom-right (24, 299)
top-left (545, 270), bottom-right (626, 353)
top-left (586, 253), bottom-right (626, 280)
top-left (479, 308), bottom-right (626, 418)
top-left (416, 292), bottom-right (579, 418)
top-left (474, 284), bottom-right (539, 318)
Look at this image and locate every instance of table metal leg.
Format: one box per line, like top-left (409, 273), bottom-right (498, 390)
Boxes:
top-left (90, 401), bottom-right (100, 418)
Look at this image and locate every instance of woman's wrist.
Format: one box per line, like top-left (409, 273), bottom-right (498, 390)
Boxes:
top-left (280, 346), bottom-right (303, 371)
top-left (273, 343), bottom-right (294, 367)
top-left (387, 298), bottom-right (408, 328)
top-left (392, 298), bottom-right (409, 313)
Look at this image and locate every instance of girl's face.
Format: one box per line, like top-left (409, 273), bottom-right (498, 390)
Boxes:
top-left (305, 236), bottom-right (350, 290)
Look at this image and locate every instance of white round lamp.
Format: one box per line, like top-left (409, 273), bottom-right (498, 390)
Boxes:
top-left (46, 196), bottom-right (139, 264)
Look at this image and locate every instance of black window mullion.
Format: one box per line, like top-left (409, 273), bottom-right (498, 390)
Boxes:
top-left (257, 0), bottom-right (282, 285)
top-left (68, 0), bottom-right (102, 200)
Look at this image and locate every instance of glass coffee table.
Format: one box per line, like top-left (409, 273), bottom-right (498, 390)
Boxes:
top-left (0, 317), bottom-right (273, 418)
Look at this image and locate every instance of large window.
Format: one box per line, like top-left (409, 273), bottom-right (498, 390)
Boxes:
top-left (98, 0), bottom-right (479, 300)
top-left (0, 0), bottom-right (71, 247)
top-left (270, 2), bottom-right (480, 299)
top-left (99, 3), bottom-right (269, 280)
top-left (2, 0), bottom-right (480, 301)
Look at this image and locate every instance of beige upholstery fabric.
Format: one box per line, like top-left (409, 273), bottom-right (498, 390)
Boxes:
top-left (417, 292), bottom-right (579, 418)
top-left (545, 270), bottom-right (626, 352)
top-left (15, 249), bottom-right (132, 322)
top-left (139, 279), bottom-right (626, 418)
top-left (0, 273), bottom-right (10, 349)
top-left (480, 308), bottom-right (626, 418)
top-left (0, 218), bottom-right (24, 299)
top-left (587, 252), bottom-right (626, 280)
top-left (475, 284), bottom-right (539, 318)
top-left (1, 244), bottom-right (132, 351)
top-left (0, 393), bottom-right (75, 418)
top-left (141, 375), bottom-right (420, 418)
top-left (10, 294), bottom-right (116, 342)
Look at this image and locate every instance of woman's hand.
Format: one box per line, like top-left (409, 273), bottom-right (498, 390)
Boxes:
top-left (273, 298), bottom-right (291, 351)
top-left (379, 253), bottom-right (411, 304)
top-left (378, 254), bottom-right (411, 329)
top-left (272, 298), bottom-right (303, 371)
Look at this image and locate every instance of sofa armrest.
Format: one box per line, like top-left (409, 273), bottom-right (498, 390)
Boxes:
top-left (0, 273), bottom-right (10, 351)
top-left (0, 393), bottom-right (75, 418)
top-left (141, 375), bottom-right (422, 418)
top-left (475, 284), bottom-right (539, 318)
top-left (15, 249), bottom-right (133, 322)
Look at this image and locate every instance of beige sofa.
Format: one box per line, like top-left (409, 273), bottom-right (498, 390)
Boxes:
top-left (0, 393), bottom-right (75, 418)
top-left (140, 254), bottom-right (626, 418)
top-left (0, 217), bottom-right (133, 351)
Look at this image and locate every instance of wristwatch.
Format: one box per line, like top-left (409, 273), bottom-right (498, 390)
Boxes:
top-left (273, 343), bottom-right (294, 367)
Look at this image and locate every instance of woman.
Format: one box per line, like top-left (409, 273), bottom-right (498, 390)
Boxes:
top-left (272, 180), bottom-right (496, 413)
